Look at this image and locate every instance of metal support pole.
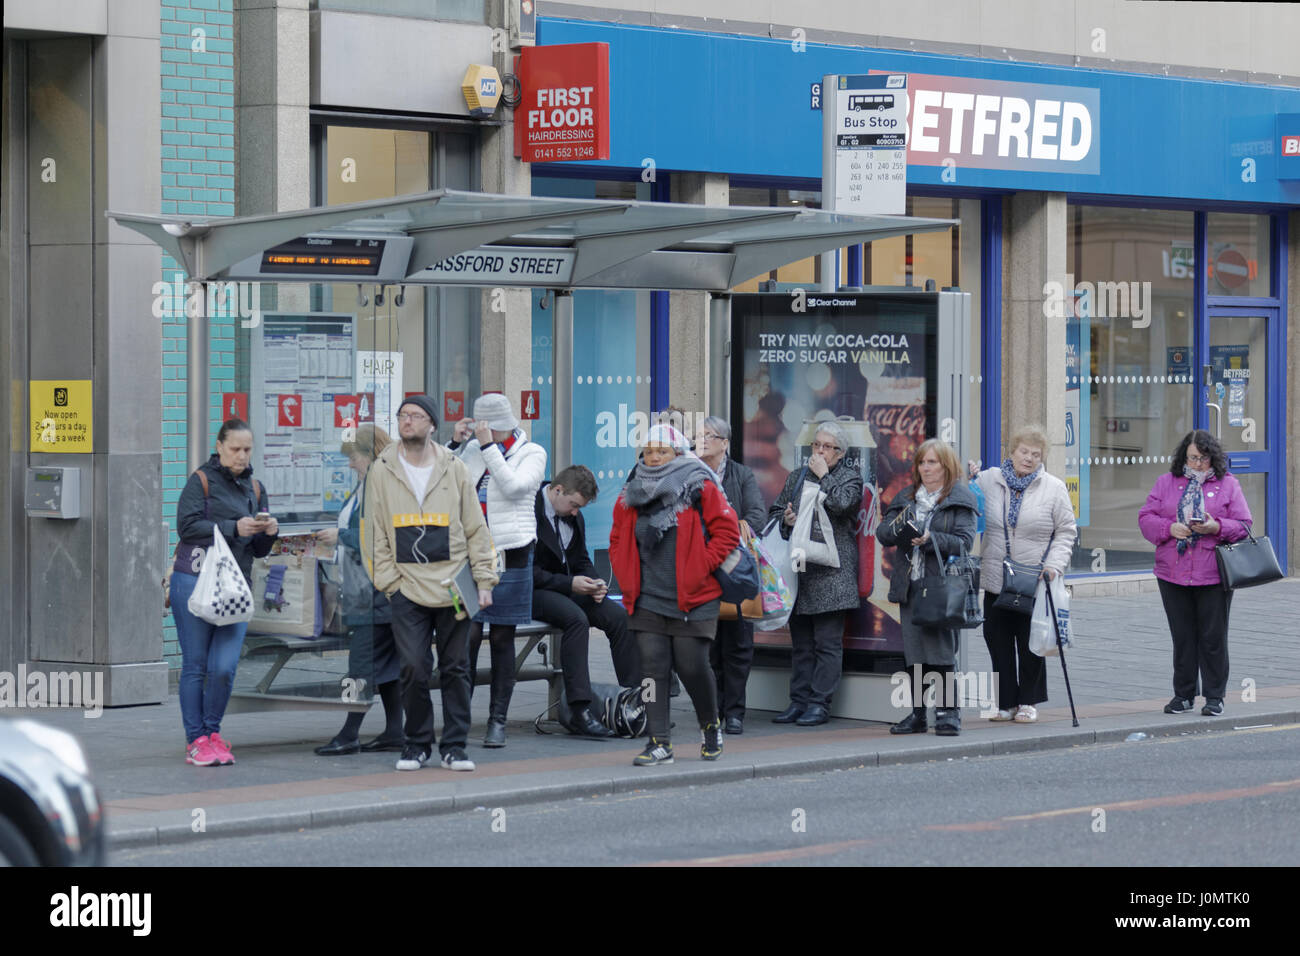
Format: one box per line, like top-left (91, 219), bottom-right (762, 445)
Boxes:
top-left (187, 281), bottom-right (210, 469)
top-left (708, 293), bottom-right (731, 420)
top-left (552, 291), bottom-right (574, 474)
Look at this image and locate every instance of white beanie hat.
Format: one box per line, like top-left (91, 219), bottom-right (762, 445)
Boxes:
top-left (473, 392), bottom-right (518, 431)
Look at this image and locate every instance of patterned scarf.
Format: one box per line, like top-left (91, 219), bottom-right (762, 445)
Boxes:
top-left (1177, 466), bottom-right (1211, 555)
top-left (909, 485), bottom-right (942, 581)
top-left (1000, 459), bottom-right (1041, 530)
top-left (622, 454), bottom-right (716, 542)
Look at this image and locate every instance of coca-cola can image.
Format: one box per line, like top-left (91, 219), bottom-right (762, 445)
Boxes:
top-left (795, 417), bottom-right (878, 597)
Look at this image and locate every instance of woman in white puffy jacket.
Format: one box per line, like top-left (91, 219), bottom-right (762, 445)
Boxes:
top-left (450, 393), bottom-right (547, 748)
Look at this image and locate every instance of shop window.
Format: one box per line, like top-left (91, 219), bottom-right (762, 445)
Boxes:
top-left (730, 186), bottom-right (822, 290)
top-left (1066, 205), bottom-right (1196, 572)
top-left (1206, 212), bottom-right (1272, 298)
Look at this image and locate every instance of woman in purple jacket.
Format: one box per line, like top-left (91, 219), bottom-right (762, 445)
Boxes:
top-left (1138, 430), bottom-right (1251, 717)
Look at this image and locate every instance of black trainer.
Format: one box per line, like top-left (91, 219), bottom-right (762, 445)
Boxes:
top-left (633, 738), bottom-right (674, 766)
top-left (1201, 698), bottom-right (1224, 716)
top-left (1164, 697), bottom-right (1196, 714)
top-left (701, 722), bottom-right (723, 761)
top-left (395, 745), bottom-right (430, 771)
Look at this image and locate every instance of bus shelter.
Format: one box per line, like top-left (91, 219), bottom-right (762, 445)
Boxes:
top-left (110, 190), bottom-right (955, 717)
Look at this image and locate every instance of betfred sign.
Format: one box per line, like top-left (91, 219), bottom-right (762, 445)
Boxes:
top-left (1284, 136), bottom-right (1300, 155)
top-left (515, 43), bottom-right (610, 163)
top-left (873, 71), bottom-right (1101, 174)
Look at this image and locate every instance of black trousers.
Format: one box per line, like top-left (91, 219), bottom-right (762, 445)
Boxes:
top-left (636, 632), bottom-right (717, 741)
top-left (982, 591), bottom-right (1047, 709)
top-left (532, 588), bottom-right (639, 707)
top-left (389, 592), bottom-right (471, 755)
top-left (1157, 578), bottom-right (1232, 701)
top-left (710, 617), bottom-right (755, 719)
top-left (788, 611), bottom-right (845, 708)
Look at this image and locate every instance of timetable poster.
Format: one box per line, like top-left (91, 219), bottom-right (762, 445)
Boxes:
top-left (256, 314), bottom-right (356, 519)
top-left (731, 293), bottom-right (937, 658)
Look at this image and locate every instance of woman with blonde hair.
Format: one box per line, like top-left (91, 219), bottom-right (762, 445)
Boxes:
top-left (972, 426), bottom-right (1076, 723)
top-left (313, 424), bottom-right (406, 755)
top-left (877, 439), bottom-right (979, 735)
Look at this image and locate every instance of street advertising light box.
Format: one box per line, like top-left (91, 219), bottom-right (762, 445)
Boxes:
top-left (732, 293), bottom-right (954, 672)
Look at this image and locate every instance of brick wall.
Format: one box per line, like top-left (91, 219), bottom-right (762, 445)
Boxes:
top-left (159, 0), bottom-right (236, 667)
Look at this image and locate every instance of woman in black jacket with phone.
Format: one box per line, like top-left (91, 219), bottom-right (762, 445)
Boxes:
top-left (877, 439), bottom-right (978, 736)
top-left (171, 418), bottom-right (278, 767)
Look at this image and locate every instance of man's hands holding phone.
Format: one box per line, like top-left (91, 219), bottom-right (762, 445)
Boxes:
top-left (572, 575), bottom-right (608, 602)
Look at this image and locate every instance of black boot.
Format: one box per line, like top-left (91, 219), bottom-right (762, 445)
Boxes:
top-left (890, 706), bottom-right (928, 734)
top-left (361, 680), bottom-right (404, 751)
top-left (934, 707), bottom-right (961, 736)
top-left (483, 632), bottom-right (516, 749)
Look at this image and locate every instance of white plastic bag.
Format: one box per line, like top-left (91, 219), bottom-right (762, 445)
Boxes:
top-left (1028, 578), bottom-right (1057, 657)
top-left (789, 481), bottom-right (840, 568)
top-left (754, 518), bottom-right (798, 631)
top-left (1028, 575), bottom-right (1073, 656)
top-left (188, 526), bottom-right (255, 626)
top-left (1048, 574), bottom-right (1073, 649)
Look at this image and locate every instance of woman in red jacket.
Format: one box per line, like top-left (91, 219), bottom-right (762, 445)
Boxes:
top-left (610, 424), bottom-right (740, 766)
top-left (1138, 429), bottom-right (1251, 717)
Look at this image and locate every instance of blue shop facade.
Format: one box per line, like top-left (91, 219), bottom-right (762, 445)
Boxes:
top-left (527, 16), bottom-right (1300, 577)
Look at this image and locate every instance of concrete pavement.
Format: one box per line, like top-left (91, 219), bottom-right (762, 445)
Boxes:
top-left (10, 578), bottom-right (1300, 852)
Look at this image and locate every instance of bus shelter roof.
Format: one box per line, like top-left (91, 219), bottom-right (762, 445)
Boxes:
top-left (108, 188), bottom-right (955, 292)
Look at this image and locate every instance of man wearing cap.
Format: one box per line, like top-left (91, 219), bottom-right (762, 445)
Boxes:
top-left (450, 393), bottom-right (547, 748)
top-left (363, 394), bottom-right (499, 772)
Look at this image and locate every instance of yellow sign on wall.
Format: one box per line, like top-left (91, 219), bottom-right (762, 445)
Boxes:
top-left (30, 380), bottom-right (93, 452)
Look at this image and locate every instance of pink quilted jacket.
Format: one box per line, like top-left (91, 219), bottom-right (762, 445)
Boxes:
top-left (1137, 471), bottom-right (1251, 587)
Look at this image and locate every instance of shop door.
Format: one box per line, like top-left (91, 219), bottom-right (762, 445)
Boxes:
top-left (1200, 306), bottom-right (1284, 566)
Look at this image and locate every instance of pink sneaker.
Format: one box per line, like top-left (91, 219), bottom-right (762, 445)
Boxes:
top-left (209, 732), bottom-right (235, 765)
top-left (186, 735), bottom-right (219, 766)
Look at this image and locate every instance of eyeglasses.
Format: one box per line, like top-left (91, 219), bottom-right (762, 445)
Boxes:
top-left (398, 412), bottom-right (430, 423)
top-left (698, 432), bottom-right (722, 443)
top-left (1187, 454), bottom-right (1210, 464)
top-left (811, 440), bottom-right (841, 452)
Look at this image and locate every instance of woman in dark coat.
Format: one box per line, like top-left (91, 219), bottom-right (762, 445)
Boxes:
top-left (767, 421), bottom-right (863, 727)
top-left (877, 439), bottom-right (978, 736)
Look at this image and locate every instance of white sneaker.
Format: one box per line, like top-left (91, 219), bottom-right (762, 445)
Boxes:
top-left (395, 746), bottom-right (430, 771)
top-left (988, 708), bottom-right (1017, 721)
top-left (440, 748), bottom-right (476, 771)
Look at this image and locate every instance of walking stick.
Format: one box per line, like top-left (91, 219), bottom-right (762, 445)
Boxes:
top-left (1044, 581), bottom-right (1080, 727)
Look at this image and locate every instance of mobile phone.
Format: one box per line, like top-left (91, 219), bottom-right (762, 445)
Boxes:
top-left (255, 511), bottom-right (271, 521)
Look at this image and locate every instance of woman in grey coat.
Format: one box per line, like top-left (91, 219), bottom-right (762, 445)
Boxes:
top-left (877, 439), bottom-right (978, 736)
top-left (766, 421), bottom-right (863, 727)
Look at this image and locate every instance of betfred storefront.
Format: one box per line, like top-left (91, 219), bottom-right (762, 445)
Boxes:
top-left (528, 17), bottom-right (1298, 594)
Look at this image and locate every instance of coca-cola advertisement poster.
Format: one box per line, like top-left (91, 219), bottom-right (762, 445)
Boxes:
top-left (730, 293), bottom-right (937, 662)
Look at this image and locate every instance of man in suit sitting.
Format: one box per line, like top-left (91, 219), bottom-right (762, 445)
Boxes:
top-left (533, 465), bottom-right (638, 738)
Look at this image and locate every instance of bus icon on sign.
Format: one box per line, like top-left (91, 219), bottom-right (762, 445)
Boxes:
top-left (848, 94), bottom-right (894, 112)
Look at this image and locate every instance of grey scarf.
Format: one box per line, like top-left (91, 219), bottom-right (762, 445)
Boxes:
top-left (622, 455), bottom-right (716, 542)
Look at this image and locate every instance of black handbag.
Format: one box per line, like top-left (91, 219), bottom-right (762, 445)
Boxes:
top-left (993, 487), bottom-right (1051, 616)
top-left (1215, 522), bottom-right (1283, 591)
top-left (912, 538), bottom-right (982, 630)
top-left (695, 499), bottom-right (760, 604)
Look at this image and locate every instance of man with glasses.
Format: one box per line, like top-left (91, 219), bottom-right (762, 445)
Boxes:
top-left (696, 416), bottom-right (767, 734)
top-left (532, 464), bottom-right (635, 737)
top-left (363, 394), bottom-right (499, 772)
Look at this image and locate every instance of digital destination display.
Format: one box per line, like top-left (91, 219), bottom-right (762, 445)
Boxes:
top-left (260, 237), bottom-right (388, 276)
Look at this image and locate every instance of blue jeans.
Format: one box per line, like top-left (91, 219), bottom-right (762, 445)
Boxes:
top-left (171, 571), bottom-right (249, 744)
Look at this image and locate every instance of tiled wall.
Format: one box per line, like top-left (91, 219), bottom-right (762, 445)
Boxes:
top-left (159, 0), bottom-right (236, 665)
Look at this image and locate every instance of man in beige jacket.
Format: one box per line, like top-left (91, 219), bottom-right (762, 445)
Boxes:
top-left (363, 395), bottom-right (499, 771)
